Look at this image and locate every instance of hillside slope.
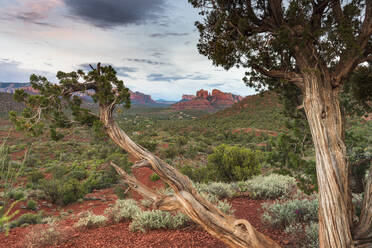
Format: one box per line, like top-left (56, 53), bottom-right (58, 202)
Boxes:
top-left (203, 91), bottom-right (286, 132)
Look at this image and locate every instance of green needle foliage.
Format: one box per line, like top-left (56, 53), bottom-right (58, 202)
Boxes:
top-left (10, 64), bottom-right (131, 140)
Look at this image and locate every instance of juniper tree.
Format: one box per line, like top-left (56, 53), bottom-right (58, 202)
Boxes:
top-left (188, 0), bottom-right (372, 247)
top-left (10, 63), bottom-right (281, 248)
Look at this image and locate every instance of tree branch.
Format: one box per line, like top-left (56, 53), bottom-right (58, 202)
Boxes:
top-left (132, 159), bottom-right (151, 169)
top-left (252, 64), bottom-right (304, 87)
top-left (100, 103), bottom-right (281, 248)
top-left (332, 0), bottom-right (372, 86)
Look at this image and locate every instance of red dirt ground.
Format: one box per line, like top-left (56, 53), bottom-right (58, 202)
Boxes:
top-left (0, 126), bottom-right (292, 248)
top-left (1, 195), bottom-right (293, 245)
top-left (0, 196), bottom-right (292, 248)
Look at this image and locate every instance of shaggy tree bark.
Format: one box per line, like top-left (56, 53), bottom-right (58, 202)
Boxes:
top-left (98, 103), bottom-right (281, 248)
top-left (302, 72), bottom-right (354, 247)
top-left (353, 162), bottom-right (372, 247)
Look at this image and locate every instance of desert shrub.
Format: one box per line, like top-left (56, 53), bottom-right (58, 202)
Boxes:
top-left (305, 222), bottom-right (319, 248)
top-left (39, 179), bottom-right (61, 204)
top-left (267, 134), bottom-right (317, 194)
top-left (75, 211), bottom-right (107, 229)
top-left (27, 200), bottom-right (38, 211)
top-left (27, 171), bottom-right (45, 184)
top-left (206, 144), bottom-right (262, 182)
top-left (195, 182), bottom-right (237, 199)
top-left (60, 178), bottom-right (85, 205)
top-left (140, 199), bottom-right (153, 208)
top-left (8, 191), bottom-right (25, 201)
top-left (139, 140), bottom-right (157, 152)
top-left (40, 178), bottom-right (85, 206)
top-left (162, 145), bottom-right (179, 158)
top-left (240, 174), bottom-right (296, 199)
top-left (10, 212), bottom-right (43, 228)
top-left (199, 192), bottom-right (234, 215)
top-left (105, 199), bottom-right (141, 223)
top-left (262, 196), bottom-right (318, 228)
top-left (24, 223), bottom-right (71, 248)
top-left (69, 170), bottom-right (88, 180)
top-left (179, 165), bottom-right (208, 182)
top-left (84, 168), bottom-right (118, 191)
top-left (0, 200), bottom-right (20, 235)
top-left (24, 155), bottom-right (39, 167)
top-left (175, 136), bottom-right (188, 147)
top-left (49, 165), bottom-right (70, 179)
top-left (129, 210), bottom-right (190, 232)
top-left (150, 173), bottom-right (160, 182)
top-left (105, 152), bottom-right (131, 173)
top-left (113, 185), bottom-right (127, 199)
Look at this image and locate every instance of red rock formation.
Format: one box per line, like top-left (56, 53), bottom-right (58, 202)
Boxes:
top-left (182, 95), bottom-right (196, 101)
top-left (196, 89), bottom-right (209, 99)
top-left (172, 89), bottom-right (243, 110)
top-left (172, 99), bottom-right (213, 110)
top-left (129, 91), bottom-right (157, 105)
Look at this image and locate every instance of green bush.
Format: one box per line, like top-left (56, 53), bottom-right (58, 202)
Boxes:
top-left (75, 211), bottom-right (107, 229)
top-left (69, 170), bottom-right (88, 180)
top-left (139, 140), bottom-right (157, 152)
top-left (129, 210), bottom-right (190, 232)
top-left (150, 173), bottom-right (160, 182)
top-left (179, 165), bottom-right (208, 182)
top-left (240, 174), bottom-right (296, 199)
top-left (262, 196), bottom-right (318, 228)
top-left (28, 171), bottom-right (45, 184)
top-left (105, 199), bottom-right (141, 223)
top-left (27, 200), bottom-right (38, 211)
top-left (195, 182), bottom-right (237, 199)
top-left (305, 222), bottom-right (319, 248)
top-left (60, 179), bottom-right (85, 205)
top-left (113, 185), bottom-right (127, 199)
top-left (10, 212), bottom-right (43, 228)
top-left (206, 144), bottom-right (262, 182)
top-left (40, 178), bottom-right (86, 206)
top-left (8, 191), bottom-right (25, 201)
top-left (84, 169), bottom-right (118, 191)
top-left (49, 165), bottom-right (70, 179)
top-left (40, 179), bottom-right (61, 204)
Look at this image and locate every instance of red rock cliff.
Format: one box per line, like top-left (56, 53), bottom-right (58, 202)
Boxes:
top-left (172, 89), bottom-right (243, 110)
top-left (182, 95), bottom-right (196, 101)
top-left (130, 91), bottom-right (157, 105)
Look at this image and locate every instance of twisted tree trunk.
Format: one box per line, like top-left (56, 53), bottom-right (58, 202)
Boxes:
top-left (99, 104), bottom-right (280, 248)
top-left (302, 72), bottom-right (354, 248)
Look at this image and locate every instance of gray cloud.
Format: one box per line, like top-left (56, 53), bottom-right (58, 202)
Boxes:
top-left (150, 32), bottom-right (188, 38)
top-left (78, 63), bottom-right (137, 78)
top-left (127, 58), bottom-right (170, 66)
top-left (63, 0), bottom-right (166, 28)
top-left (0, 12), bottom-right (57, 27)
top-left (147, 73), bottom-right (210, 82)
top-left (0, 59), bottom-right (55, 82)
top-left (208, 83), bottom-right (225, 87)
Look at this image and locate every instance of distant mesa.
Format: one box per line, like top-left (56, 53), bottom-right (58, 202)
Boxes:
top-left (0, 82), bottom-right (37, 94)
top-left (0, 82), bottom-right (160, 106)
top-left (129, 90), bottom-right (157, 105)
top-left (172, 89), bottom-right (243, 110)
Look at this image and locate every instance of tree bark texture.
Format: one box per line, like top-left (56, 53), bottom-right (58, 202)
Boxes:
top-left (303, 72), bottom-right (354, 248)
top-left (353, 161), bottom-right (372, 246)
top-left (99, 104), bottom-right (281, 248)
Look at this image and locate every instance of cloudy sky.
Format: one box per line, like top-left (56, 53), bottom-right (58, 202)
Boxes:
top-left (0, 0), bottom-right (255, 100)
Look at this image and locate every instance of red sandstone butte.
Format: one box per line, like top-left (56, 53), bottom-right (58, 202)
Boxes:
top-left (129, 91), bottom-right (157, 105)
top-left (172, 89), bottom-right (243, 110)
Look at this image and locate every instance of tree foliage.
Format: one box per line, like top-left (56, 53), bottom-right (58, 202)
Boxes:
top-left (10, 64), bottom-right (131, 139)
top-left (189, 0), bottom-right (371, 90)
